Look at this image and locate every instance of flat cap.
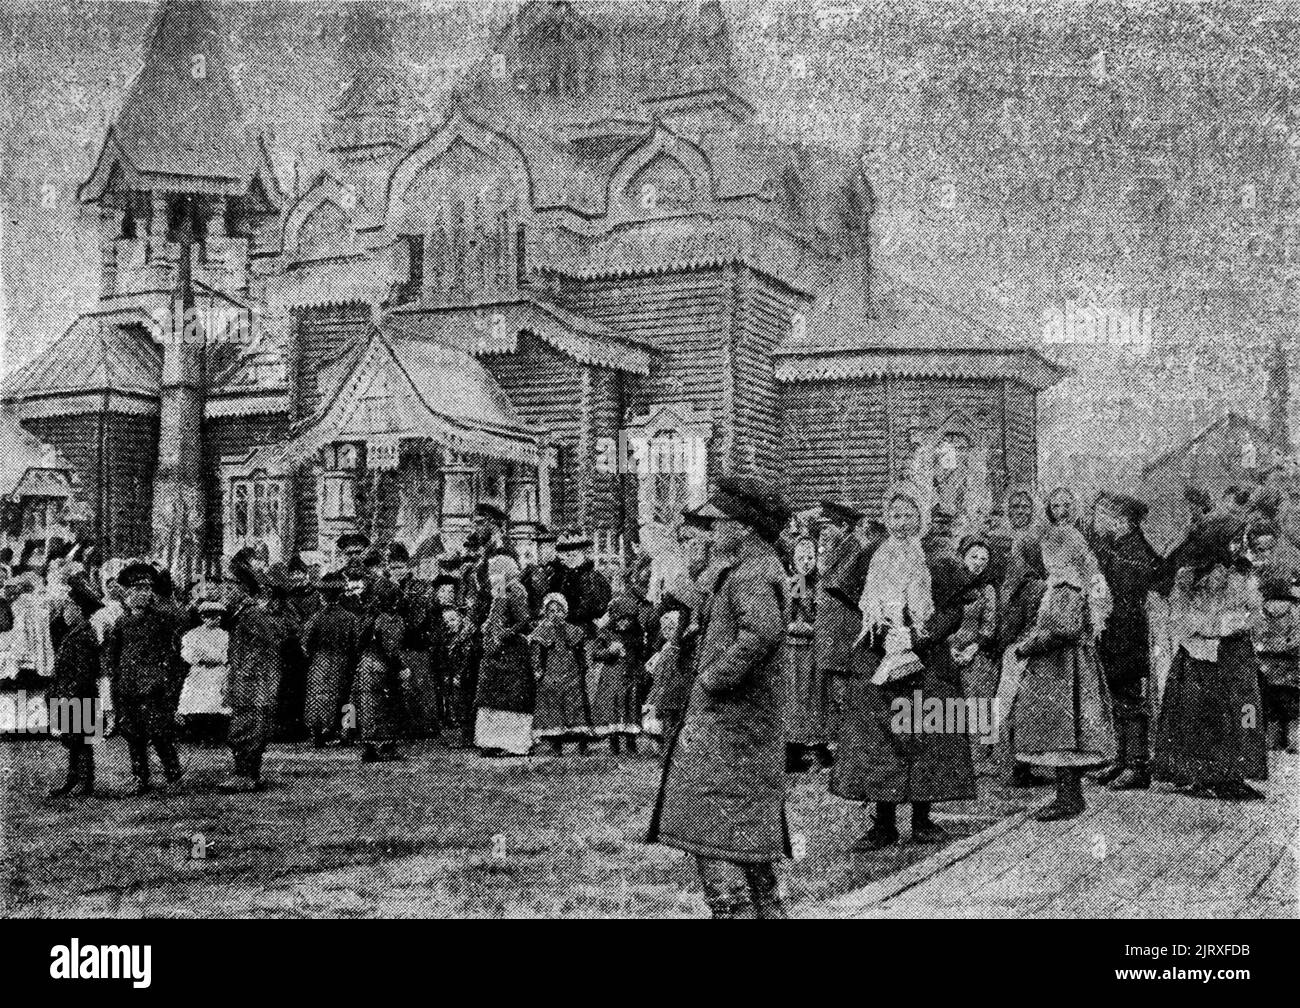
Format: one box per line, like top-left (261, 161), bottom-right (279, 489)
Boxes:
top-left (475, 501), bottom-right (509, 523)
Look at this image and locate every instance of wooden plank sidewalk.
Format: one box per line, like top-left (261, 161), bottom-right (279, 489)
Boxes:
top-left (814, 756), bottom-right (1298, 919)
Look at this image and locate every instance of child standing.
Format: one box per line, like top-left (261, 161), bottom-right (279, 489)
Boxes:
top-left (178, 598), bottom-right (231, 745)
top-left (529, 592), bottom-right (593, 754)
top-left (590, 595), bottom-right (646, 755)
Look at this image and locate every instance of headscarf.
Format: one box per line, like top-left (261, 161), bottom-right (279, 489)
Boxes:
top-left (487, 553), bottom-right (521, 585)
top-left (1043, 485), bottom-right (1078, 527)
top-left (859, 492), bottom-right (934, 636)
top-left (540, 591), bottom-right (568, 617)
top-left (957, 535), bottom-right (996, 591)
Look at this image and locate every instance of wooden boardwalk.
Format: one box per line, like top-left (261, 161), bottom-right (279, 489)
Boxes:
top-left (814, 757), bottom-right (1298, 919)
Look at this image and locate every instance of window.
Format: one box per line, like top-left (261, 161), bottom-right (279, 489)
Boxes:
top-left (320, 474), bottom-right (357, 521)
top-left (398, 235), bottom-right (424, 303)
top-left (322, 443), bottom-right (361, 471)
top-left (232, 482), bottom-right (250, 537)
top-left (229, 473), bottom-right (284, 550)
top-left (648, 431), bottom-right (690, 526)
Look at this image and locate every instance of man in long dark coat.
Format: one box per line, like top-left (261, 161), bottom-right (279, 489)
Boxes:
top-left (648, 477), bottom-right (793, 919)
top-left (449, 503), bottom-right (510, 746)
top-left (813, 501), bottom-right (878, 769)
top-left (277, 554), bottom-right (320, 740)
top-left (649, 508), bottom-right (717, 743)
top-left (303, 572), bottom-right (360, 746)
top-left (220, 567), bottom-right (301, 791)
top-left (389, 542), bottom-right (440, 737)
top-left (104, 563), bottom-right (185, 795)
top-left (1091, 494), bottom-right (1161, 789)
top-left (46, 575), bottom-right (103, 797)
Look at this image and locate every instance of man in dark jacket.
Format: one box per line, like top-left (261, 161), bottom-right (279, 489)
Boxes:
top-left (521, 525), bottom-right (562, 614)
top-left (647, 476), bottom-right (793, 919)
top-left (649, 508), bottom-right (717, 743)
top-left (103, 563), bottom-right (185, 795)
top-left (813, 500), bottom-right (877, 770)
top-left (303, 572), bottom-right (360, 746)
top-left (389, 542), bottom-right (440, 737)
top-left (554, 533), bottom-right (612, 633)
top-left (1093, 494), bottom-right (1162, 789)
top-left (47, 575), bottom-right (103, 797)
top-left (220, 566), bottom-right (301, 791)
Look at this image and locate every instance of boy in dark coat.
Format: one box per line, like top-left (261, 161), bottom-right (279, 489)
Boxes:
top-left (428, 572), bottom-right (469, 736)
top-left (1091, 494), bottom-right (1161, 789)
top-left (353, 579), bottom-right (407, 762)
top-left (47, 575), bottom-right (103, 797)
top-left (103, 563), bottom-right (186, 795)
top-left (647, 476), bottom-right (793, 919)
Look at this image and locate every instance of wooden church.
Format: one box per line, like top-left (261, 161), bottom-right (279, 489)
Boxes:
top-left (1, 0), bottom-right (1064, 572)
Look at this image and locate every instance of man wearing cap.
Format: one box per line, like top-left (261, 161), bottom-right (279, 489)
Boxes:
top-left (103, 563), bottom-right (186, 794)
top-left (554, 533), bottom-right (611, 634)
top-left (46, 573), bottom-right (104, 797)
top-left (303, 571), bottom-right (361, 747)
top-left (1092, 493), bottom-right (1161, 789)
top-left (809, 500), bottom-right (879, 771)
top-left (447, 506), bottom-right (510, 747)
top-left (645, 508), bottom-right (718, 744)
top-left (278, 555), bottom-right (321, 739)
top-left (221, 565), bottom-right (302, 791)
top-left (389, 542), bottom-right (440, 737)
top-left (333, 532), bottom-right (372, 579)
top-left (647, 476), bottom-right (794, 918)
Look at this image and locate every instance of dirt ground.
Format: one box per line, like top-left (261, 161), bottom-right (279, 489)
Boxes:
top-left (0, 735), bottom-right (1040, 918)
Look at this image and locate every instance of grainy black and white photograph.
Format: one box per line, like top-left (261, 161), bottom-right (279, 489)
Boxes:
top-left (0, 0), bottom-right (1295, 934)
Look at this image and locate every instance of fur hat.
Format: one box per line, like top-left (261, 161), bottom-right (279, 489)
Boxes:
top-left (540, 591), bottom-right (568, 614)
top-left (1108, 494), bottom-right (1149, 524)
top-left (556, 532), bottom-right (593, 552)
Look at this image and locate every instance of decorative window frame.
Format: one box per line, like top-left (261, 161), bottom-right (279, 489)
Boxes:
top-left (221, 448), bottom-right (292, 563)
top-left (621, 403), bottom-right (713, 529)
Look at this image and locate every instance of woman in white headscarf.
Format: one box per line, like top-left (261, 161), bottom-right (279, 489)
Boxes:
top-left (1010, 522), bottom-right (1116, 820)
top-left (830, 488), bottom-right (977, 851)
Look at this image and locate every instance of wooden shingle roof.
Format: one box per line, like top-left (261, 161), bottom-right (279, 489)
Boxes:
top-left (78, 0), bottom-right (282, 202)
top-left (277, 323), bottom-right (542, 467)
top-left (774, 266), bottom-right (1069, 391)
top-left (2, 315), bottom-right (161, 400)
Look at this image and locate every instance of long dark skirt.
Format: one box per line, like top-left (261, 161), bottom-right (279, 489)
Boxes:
top-left (353, 654), bottom-right (405, 741)
top-left (1152, 636), bottom-right (1268, 785)
top-left (783, 637), bottom-right (827, 746)
top-left (401, 649), bottom-right (440, 737)
top-left (829, 647), bottom-right (978, 804)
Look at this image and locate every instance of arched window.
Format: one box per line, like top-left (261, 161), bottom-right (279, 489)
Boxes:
top-left (394, 139), bottom-right (521, 304)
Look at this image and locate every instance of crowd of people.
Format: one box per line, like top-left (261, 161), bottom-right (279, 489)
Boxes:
top-left (4, 467), bottom-right (1296, 917)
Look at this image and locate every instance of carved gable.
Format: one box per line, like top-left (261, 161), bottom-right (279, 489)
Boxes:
top-left (625, 153), bottom-right (696, 213)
